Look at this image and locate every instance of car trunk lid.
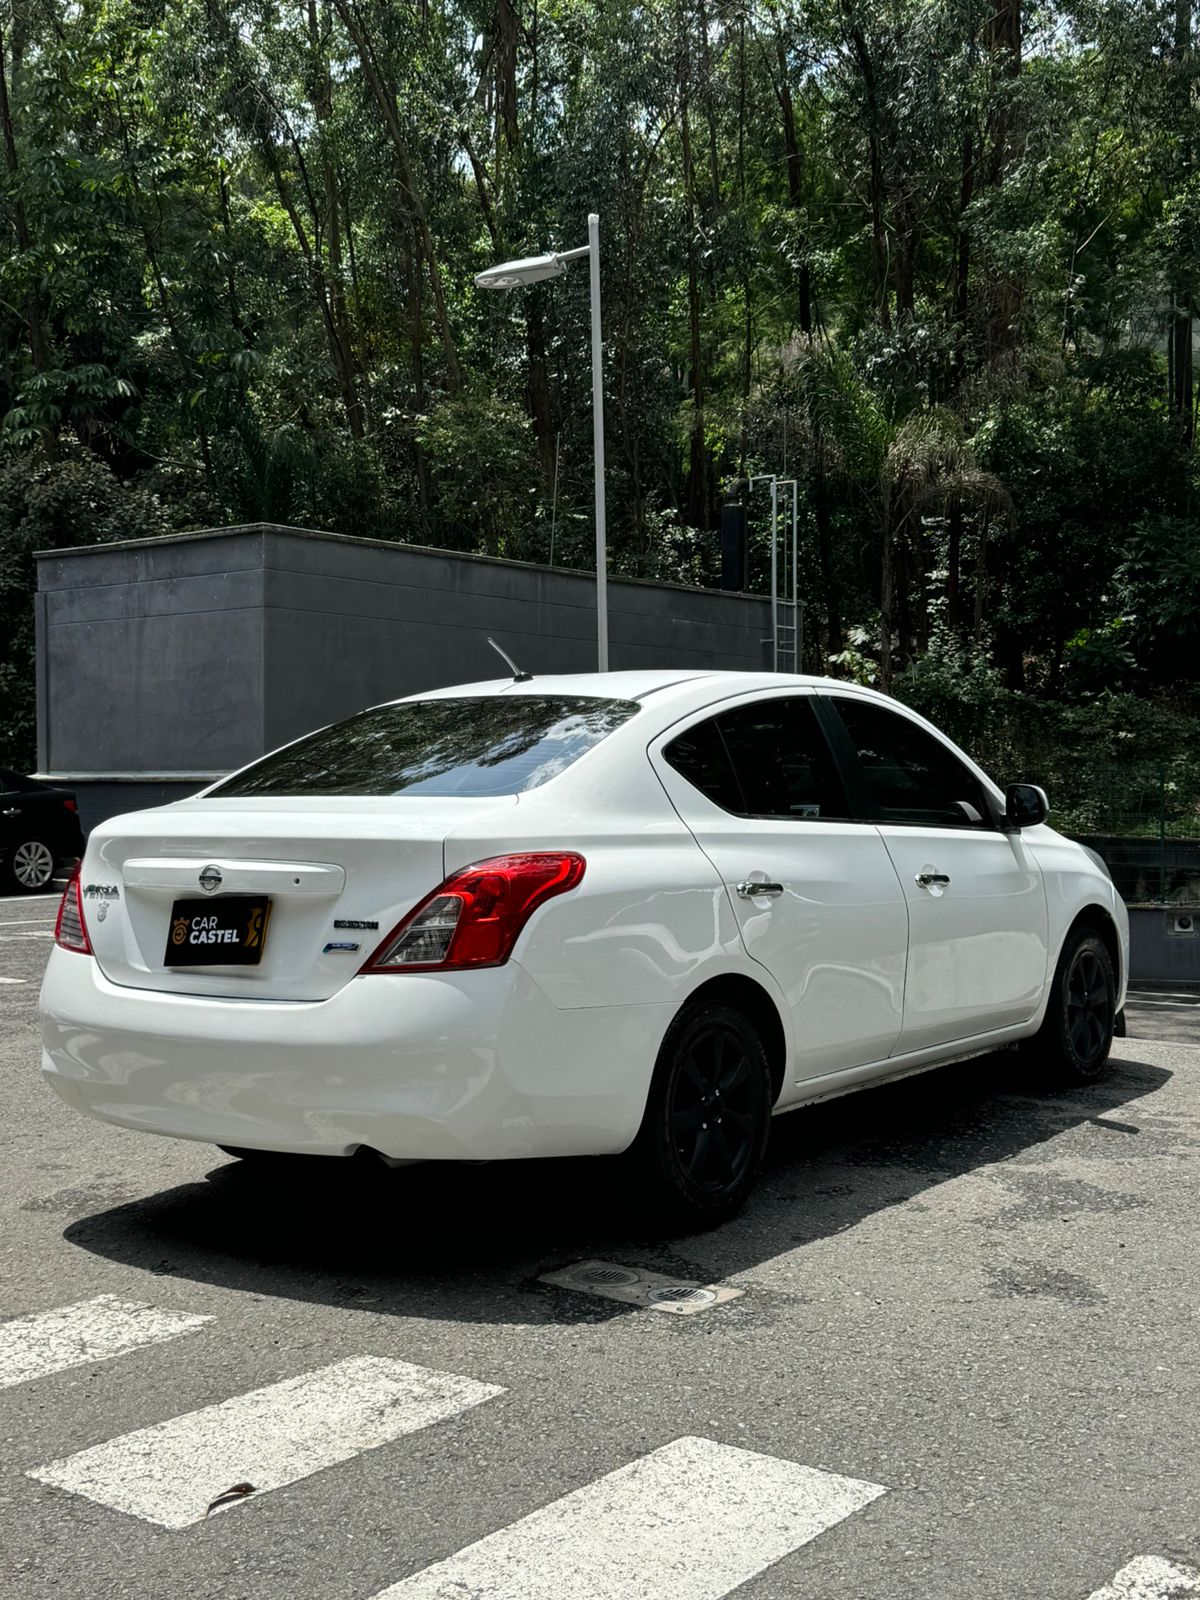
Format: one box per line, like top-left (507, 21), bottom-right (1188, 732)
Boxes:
top-left (83, 795), bottom-right (517, 1000)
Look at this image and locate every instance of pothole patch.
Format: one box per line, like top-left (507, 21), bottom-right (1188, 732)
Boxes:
top-left (539, 1259), bottom-right (743, 1316)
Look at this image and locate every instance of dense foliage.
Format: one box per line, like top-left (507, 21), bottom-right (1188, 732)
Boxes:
top-left (0, 0), bottom-right (1197, 786)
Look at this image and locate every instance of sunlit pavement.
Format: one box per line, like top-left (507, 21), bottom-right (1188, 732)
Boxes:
top-left (3, 889), bottom-right (1200, 1600)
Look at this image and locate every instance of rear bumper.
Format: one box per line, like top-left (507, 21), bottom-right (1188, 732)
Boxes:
top-left (38, 948), bottom-right (670, 1160)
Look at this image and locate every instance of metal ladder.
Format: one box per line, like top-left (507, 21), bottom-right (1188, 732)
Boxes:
top-left (750, 475), bottom-right (804, 673)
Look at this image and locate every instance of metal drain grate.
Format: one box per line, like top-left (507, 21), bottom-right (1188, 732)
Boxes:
top-left (570, 1265), bottom-right (641, 1288)
top-left (539, 1259), bottom-right (744, 1316)
top-left (645, 1286), bottom-right (718, 1307)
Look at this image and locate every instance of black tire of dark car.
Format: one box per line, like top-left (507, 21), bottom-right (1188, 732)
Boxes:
top-left (621, 999), bottom-right (773, 1230)
top-left (1029, 925), bottom-right (1117, 1084)
top-left (3, 838), bottom-right (56, 893)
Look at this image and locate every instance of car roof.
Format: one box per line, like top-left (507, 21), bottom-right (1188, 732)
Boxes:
top-left (407, 668), bottom-right (851, 704)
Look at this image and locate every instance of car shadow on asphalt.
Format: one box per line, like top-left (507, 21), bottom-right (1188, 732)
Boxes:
top-left (63, 1050), bottom-right (1171, 1327)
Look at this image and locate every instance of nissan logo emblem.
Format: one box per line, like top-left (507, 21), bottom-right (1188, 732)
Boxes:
top-left (198, 864), bottom-right (223, 894)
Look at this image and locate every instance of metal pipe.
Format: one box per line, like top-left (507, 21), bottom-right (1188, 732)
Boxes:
top-left (588, 213), bottom-right (608, 672)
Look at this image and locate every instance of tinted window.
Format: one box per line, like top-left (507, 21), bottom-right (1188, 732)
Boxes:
top-left (832, 698), bottom-right (992, 828)
top-left (212, 696), bottom-right (640, 798)
top-left (665, 697), bottom-right (848, 820)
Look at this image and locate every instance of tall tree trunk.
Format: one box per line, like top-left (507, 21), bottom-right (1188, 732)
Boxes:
top-left (847, 24), bottom-right (891, 330)
top-left (493, 0), bottom-right (519, 188)
top-left (774, 36), bottom-right (813, 338)
top-left (678, 3), bottom-right (710, 528)
top-left (983, 0), bottom-right (1022, 354)
top-left (1171, 0), bottom-right (1194, 447)
top-left (310, 0), bottom-right (365, 437)
top-left (332, 0), bottom-right (463, 388)
top-left (259, 133), bottom-right (364, 438)
top-left (0, 21), bottom-right (46, 375)
top-left (951, 130), bottom-right (974, 386)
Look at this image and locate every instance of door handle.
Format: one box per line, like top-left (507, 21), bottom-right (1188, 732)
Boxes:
top-left (1, 807), bottom-right (19, 817)
top-left (736, 879), bottom-right (785, 899)
top-left (915, 872), bottom-right (951, 889)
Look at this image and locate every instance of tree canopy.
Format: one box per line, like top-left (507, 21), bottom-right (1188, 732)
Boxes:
top-left (1, 0), bottom-right (1198, 785)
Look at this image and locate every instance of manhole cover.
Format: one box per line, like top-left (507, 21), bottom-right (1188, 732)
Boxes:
top-left (645, 1286), bottom-right (718, 1307)
top-left (571, 1265), bottom-right (641, 1287)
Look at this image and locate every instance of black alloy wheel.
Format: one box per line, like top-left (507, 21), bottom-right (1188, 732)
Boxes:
top-left (1031, 926), bottom-right (1116, 1084)
top-left (622, 1000), bottom-right (773, 1230)
top-left (1066, 945), bottom-right (1113, 1065)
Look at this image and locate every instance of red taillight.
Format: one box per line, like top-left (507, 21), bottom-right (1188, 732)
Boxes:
top-left (54, 866), bottom-right (92, 955)
top-left (62, 797), bottom-right (77, 813)
top-left (361, 852), bottom-right (585, 974)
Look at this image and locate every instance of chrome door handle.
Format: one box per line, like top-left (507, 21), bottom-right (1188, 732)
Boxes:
top-left (1, 807), bottom-right (19, 817)
top-left (736, 880), bottom-right (784, 898)
top-left (915, 872), bottom-right (951, 888)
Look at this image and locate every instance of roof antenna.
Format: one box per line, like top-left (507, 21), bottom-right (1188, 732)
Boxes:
top-left (487, 636), bottom-right (534, 682)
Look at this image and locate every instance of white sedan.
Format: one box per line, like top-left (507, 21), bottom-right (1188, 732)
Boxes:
top-left (39, 670), bottom-right (1127, 1227)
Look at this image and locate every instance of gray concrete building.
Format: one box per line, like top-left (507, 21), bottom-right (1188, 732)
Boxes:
top-left (35, 523), bottom-right (772, 828)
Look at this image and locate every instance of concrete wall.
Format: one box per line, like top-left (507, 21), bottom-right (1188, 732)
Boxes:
top-left (36, 523), bottom-right (773, 828)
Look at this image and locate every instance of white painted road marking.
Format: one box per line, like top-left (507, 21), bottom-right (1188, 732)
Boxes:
top-left (1086, 1556), bottom-right (1200, 1599)
top-left (29, 1355), bottom-right (505, 1530)
top-left (0, 975), bottom-right (26, 985)
top-left (375, 1435), bottom-right (886, 1600)
top-left (0, 1295), bottom-right (212, 1391)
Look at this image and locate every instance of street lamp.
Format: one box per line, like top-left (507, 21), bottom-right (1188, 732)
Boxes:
top-left (476, 214), bottom-right (608, 672)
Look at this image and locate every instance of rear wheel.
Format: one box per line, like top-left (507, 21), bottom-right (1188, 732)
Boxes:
top-left (4, 838), bottom-right (55, 893)
top-left (620, 1000), bottom-right (773, 1230)
top-left (1030, 926), bottom-right (1116, 1084)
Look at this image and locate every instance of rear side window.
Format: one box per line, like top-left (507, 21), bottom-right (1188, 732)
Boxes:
top-left (212, 696), bottom-right (640, 798)
top-left (831, 697), bottom-right (993, 828)
top-left (664, 697), bottom-right (848, 820)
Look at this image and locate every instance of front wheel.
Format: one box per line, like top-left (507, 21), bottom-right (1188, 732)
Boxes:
top-left (1030, 926), bottom-right (1116, 1084)
top-left (620, 1000), bottom-right (773, 1231)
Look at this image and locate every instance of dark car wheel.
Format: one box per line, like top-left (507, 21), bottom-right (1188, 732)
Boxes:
top-left (1030, 926), bottom-right (1116, 1084)
top-left (4, 838), bottom-right (56, 893)
top-left (621, 1000), bottom-right (773, 1231)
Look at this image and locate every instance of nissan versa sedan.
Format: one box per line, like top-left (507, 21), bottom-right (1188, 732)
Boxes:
top-left (39, 671), bottom-right (1128, 1227)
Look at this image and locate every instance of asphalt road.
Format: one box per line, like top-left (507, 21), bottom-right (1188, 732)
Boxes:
top-left (3, 889), bottom-right (1200, 1600)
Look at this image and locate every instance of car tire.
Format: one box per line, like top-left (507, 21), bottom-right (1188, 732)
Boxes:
top-left (620, 1000), bottom-right (773, 1231)
top-left (3, 838), bottom-right (56, 893)
top-left (1029, 925), bottom-right (1116, 1084)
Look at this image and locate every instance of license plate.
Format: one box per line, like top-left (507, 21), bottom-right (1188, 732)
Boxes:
top-left (165, 897), bottom-right (271, 967)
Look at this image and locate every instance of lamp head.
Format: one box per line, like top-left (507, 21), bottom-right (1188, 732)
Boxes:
top-left (474, 252), bottom-right (567, 290)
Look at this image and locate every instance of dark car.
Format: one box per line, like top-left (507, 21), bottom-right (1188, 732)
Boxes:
top-left (0, 769), bottom-right (85, 893)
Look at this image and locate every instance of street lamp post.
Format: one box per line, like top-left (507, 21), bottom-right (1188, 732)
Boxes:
top-left (476, 214), bottom-right (608, 671)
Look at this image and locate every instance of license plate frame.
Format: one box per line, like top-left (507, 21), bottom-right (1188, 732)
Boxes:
top-left (165, 896), bottom-right (271, 967)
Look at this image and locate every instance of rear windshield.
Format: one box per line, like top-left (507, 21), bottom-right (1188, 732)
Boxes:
top-left (210, 695), bottom-right (641, 799)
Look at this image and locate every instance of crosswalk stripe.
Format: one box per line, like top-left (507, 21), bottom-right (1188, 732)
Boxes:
top-left (28, 1355), bottom-right (505, 1530)
top-left (0, 1294), bottom-right (212, 1391)
top-left (1086, 1556), bottom-right (1200, 1599)
top-left (374, 1435), bottom-right (886, 1600)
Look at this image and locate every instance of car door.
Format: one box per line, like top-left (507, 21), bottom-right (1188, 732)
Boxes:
top-left (0, 769), bottom-right (31, 857)
top-left (823, 694), bottom-right (1048, 1054)
top-left (651, 692), bottom-right (909, 1082)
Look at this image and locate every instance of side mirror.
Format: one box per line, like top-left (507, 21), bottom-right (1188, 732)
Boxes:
top-left (1005, 783), bottom-right (1048, 831)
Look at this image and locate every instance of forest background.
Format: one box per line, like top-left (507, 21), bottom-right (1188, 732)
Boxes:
top-left (1, 0), bottom-right (1198, 836)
